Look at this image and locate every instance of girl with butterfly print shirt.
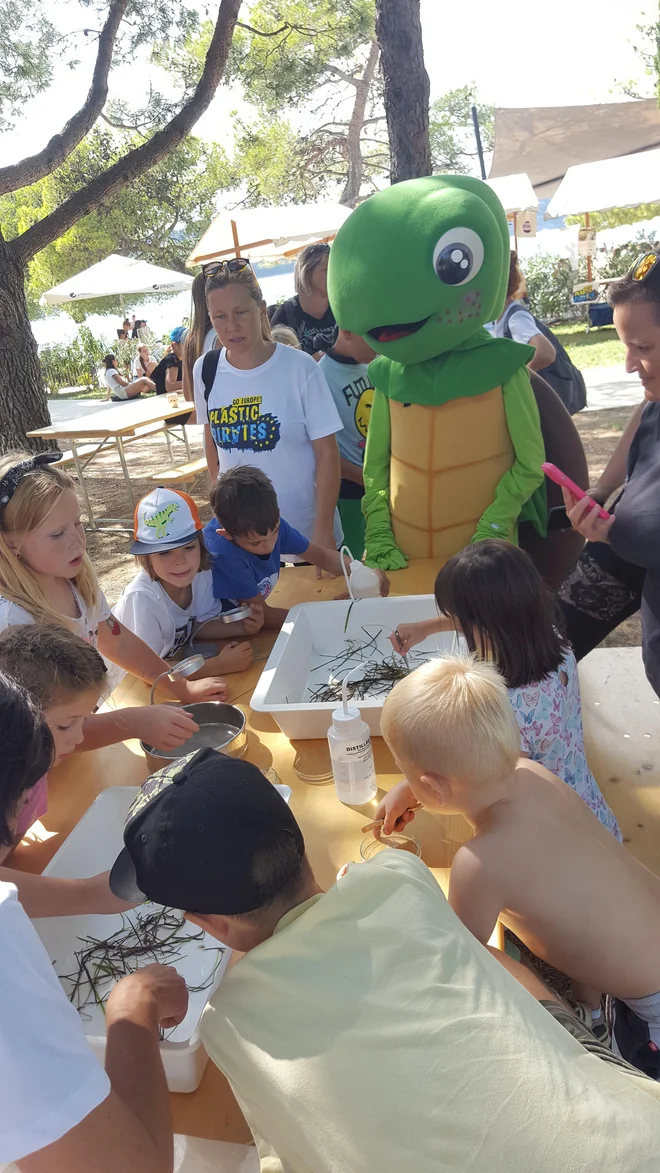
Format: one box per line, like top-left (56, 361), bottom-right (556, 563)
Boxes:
top-left (390, 540), bottom-right (621, 841)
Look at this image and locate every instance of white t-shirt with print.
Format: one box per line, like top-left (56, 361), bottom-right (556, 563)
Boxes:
top-left (0, 883), bottom-right (109, 1163)
top-left (193, 342), bottom-right (343, 545)
top-left (114, 569), bottom-right (222, 658)
top-left (0, 583), bottom-right (111, 646)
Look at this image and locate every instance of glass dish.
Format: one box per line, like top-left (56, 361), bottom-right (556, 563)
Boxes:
top-left (293, 747), bottom-right (334, 785)
top-left (360, 831), bottom-right (421, 861)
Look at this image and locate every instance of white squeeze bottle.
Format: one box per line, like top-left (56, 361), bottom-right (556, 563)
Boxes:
top-left (340, 546), bottom-right (380, 599)
top-left (327, 670), bottom-right (378, 805)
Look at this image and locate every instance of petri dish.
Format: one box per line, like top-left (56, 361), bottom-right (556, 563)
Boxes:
top-left (360, 831), bottom-right (421, 861)
top-left (293, 746), bottom-right (334, 785)
top-left (259, 766), bottom-right (279, 785)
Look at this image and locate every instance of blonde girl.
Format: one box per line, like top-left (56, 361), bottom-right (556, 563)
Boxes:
top-left (0, 451), bottom-right (227, 752)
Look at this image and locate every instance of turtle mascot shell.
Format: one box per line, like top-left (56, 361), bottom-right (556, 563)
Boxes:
top-left (328, 175), bottom-right (586, 585)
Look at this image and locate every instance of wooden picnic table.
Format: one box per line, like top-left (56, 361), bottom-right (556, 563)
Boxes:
top-left (27, 395), bottom-right (193, 532)
top-left (12, 560), bottom-right (478, 1142)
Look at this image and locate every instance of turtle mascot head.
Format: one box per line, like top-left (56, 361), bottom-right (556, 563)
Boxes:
top-left (328, 174), bottom-right (510, 366)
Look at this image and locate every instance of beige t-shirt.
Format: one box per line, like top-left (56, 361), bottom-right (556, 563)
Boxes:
top-left (201, 852), bottom-right (660, 1173)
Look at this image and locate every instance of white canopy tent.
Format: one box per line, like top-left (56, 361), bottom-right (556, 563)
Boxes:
top-left (547, 149), bottom-right (660, 219)
top-left (39, 254), bottom-right (193, 306)
top-left (486, 173), bottom-right (538, 215)
top-left (187, 202), bottom-right (353, 266)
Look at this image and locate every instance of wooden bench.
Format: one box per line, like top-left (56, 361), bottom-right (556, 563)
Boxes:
top-left (150, 457), bottom-right (209, 491)
top-left (57, 423), bottom-right (166, 467)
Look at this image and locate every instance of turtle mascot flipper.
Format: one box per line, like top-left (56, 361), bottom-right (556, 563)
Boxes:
top-left (328, 175), bottom-right (585, 577)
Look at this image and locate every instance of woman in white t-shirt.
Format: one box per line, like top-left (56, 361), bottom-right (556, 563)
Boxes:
top-left (0, 452), bottom-right (229, 755)
top-left (192, 260), bottom-right (343, 553)
top-left (131, 344), bottom-right (157, 380)
top-left (490, 251), bottom-right (556, 372)
top-left (102, 353), bottom-right (154, 401)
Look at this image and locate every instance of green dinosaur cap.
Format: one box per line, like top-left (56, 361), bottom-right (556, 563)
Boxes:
top-left (328, 175), bottom-right (510, 366)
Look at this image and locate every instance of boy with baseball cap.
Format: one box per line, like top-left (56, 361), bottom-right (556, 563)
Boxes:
top-left (110, 748), bottom-right (660, 1173)
top-left (114, 487), bottom-right (263, 676)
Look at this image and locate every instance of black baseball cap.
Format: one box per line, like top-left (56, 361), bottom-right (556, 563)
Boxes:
top-left (109, 748), bottom-right (305, 914)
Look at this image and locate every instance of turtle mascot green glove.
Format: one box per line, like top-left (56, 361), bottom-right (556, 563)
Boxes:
top-left (328, 174), bottom-right (548, 570)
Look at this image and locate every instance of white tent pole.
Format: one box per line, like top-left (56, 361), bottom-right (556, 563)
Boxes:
top-left (119, 292), bottom-right (125, 314)
top-left (230, 220), bottom-right (240, 258)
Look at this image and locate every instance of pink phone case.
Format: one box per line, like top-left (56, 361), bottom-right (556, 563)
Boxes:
top-left (541, 463), bottom-right (611, 520)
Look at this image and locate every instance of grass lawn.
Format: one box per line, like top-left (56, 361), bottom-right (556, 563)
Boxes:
top-left (554, 321), bottom-right (625, 369)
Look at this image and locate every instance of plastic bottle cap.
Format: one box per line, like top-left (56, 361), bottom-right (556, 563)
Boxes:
top-left (332, 704), bottom-right (363, 738)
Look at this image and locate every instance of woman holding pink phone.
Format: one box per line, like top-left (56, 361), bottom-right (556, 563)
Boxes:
top-left (558, 251), bottom-right (660, 697)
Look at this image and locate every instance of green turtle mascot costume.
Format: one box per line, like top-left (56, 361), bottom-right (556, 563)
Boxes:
top-left (328, 174), bottom-right (587, 580)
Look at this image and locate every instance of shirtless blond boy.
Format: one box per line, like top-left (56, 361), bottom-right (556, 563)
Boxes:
top-left (379, 654), bottom-right (660, 1075)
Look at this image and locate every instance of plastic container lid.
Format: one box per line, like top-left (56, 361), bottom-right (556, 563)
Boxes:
top-left (293, 746), bottom-right (333, 785)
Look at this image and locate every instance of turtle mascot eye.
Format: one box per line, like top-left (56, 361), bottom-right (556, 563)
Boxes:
top-left (433, 227), bottom-right (484, 286)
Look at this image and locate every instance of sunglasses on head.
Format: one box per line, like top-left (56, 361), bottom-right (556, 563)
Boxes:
top-left (629, 252), bottom-right (660, 283)
top-left (202, 258), bottom-right (253, 277)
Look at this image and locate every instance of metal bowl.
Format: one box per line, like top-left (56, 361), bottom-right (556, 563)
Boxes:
top-left (140, 701), bottom-right (248, 772)
top-left (219, 605), bottom-right (252, 624)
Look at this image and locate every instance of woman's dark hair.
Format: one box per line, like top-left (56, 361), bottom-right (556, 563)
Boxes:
top-left (608, 254), bottom-right (660, 322)
top-left (434, 540), bottom-right (567, 689)
top-left (0, 670), bottom-right (53, 846)
top-left (103, 353), bottom-right (116, 369)
top-left (507, 250), bottom-right (523, 300)
top-left (210, 466), bottom-right (280, 537)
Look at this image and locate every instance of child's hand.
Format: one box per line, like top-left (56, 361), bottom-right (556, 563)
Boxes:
top-left (375, 779), bottom-right (418, 836)
top-left (215, 641), bottom-right (254, 674)
top-left (388, 623), bottom-right (422, 657)
top-left (243, 603), bottom-right (264, 634)
top-left (183, 676), bottom-right (228, 703)
top-left (376, 570), bottom-right (390, 597)
top-left (134, 703), bottom-right (200, 750)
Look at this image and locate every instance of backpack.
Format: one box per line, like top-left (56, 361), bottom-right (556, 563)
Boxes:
top-left (502, 303), bottom-right (587, 415)
top-left (201, 349), bottom-right (222, 418)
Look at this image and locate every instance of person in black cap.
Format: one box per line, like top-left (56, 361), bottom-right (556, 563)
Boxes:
top-left (109, 748), bottom-right (660, 1173)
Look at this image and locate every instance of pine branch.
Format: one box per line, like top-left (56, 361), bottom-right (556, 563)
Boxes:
top-left (0, 0), bottom-right (129, 197)
top-left (9, 0), bottom-right (241, 266)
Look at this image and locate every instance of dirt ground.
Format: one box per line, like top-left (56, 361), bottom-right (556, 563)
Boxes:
top-left (80, 407), bottom-right (641, 647)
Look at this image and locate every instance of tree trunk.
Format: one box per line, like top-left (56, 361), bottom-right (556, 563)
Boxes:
top-left (0, 238), bottom-right (54, 454)
top-left (375, 0), bottom-right (431, 183)
top-left (341, 39), bottom-right (380, 207)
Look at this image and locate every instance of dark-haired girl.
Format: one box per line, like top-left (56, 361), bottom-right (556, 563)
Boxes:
top-left (391, 539), bottom-right (621, 838)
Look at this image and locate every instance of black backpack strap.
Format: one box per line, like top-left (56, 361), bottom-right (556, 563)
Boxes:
top-left (201, 349), bottom-right (221, 417)
top-left (501, 301), bottom-right (527, 340)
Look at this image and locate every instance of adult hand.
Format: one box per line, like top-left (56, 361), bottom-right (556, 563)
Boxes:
top-left (310, 525), bottom-right (337, 580)
top-left (183, 676), bottom-right (228, 702)
top-left (562, 486), bottom-right (615, 545)
top-left (374, 780), bottom-right (418, 837)
top-left (133, 704), bottom-right (200, 751)
top-left (107, 964), bottom-right (189, 1032)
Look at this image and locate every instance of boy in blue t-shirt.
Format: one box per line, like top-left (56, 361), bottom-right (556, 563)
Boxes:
top-left (203, 467), bottom-right (388, 629)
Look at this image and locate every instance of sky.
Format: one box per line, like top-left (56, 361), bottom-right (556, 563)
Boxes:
top-left (1, 0), bottom-right (654, 167)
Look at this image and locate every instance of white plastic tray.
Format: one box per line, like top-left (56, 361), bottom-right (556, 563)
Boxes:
top-left (251, 595), bottom-right (461, 739)
top-left (34, 781), bottom-right (291, 1093)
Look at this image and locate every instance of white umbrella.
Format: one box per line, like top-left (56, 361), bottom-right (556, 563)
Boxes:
top-left (39, 254), bottom-right (193, 306)
top-left (485, 173), bottom-right (538, 215)
top-left (547, 149), bottom-right (660, 219)
top-left (187, 202), bottom-right (352, 266)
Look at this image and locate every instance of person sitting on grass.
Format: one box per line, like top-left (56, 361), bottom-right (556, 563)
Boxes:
top-left (0, 668), bottom-right (188, 1172)
top-left (0, 624), bottom-right (137, 917)
top-left (379, 654), bottom-right (660, 1074)
top-left (102, 353), bottom-right (155, 401)
top-left (203, 465), bottom-right (389, 629)
top-left (108, 746), bottom-right (660, 1173)
top-left (115, 487), bottom-right (262, 676)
